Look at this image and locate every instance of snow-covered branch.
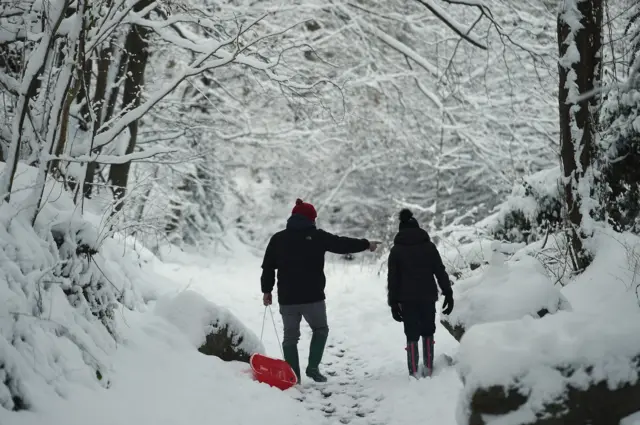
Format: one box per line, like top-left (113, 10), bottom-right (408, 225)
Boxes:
top-left (366, 23), bottom-right (443, 79)
top-left (42, 147), bottom-right (176, 165)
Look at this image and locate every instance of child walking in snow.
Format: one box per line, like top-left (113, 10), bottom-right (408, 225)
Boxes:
top-left (387, 209), bottom-right (454, 378)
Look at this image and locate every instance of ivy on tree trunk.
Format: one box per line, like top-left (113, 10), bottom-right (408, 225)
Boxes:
top-left (557, 0), bottom-right (603, 271)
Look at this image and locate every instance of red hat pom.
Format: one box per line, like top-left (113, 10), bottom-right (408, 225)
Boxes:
top-left (291, 198), bottom-right (317, 221)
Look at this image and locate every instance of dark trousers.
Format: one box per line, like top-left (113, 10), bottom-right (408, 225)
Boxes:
top-left (401, 301), bottom-right (436, 342)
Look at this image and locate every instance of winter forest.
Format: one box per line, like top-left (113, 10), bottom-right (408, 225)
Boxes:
top-left (1, 0), bottom-right (640, 424)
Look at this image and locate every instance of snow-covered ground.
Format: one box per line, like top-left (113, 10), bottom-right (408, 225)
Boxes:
top-left (2, 237), bottom-right (463, 425)
top-left (153, 250), bottom-right (463, 425)
top-left (2, 176), bottom-right (640, 425)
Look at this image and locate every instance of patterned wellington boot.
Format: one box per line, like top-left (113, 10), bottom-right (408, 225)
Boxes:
top-left (422, 336), bottom-right (435, 378)
top-left (406, 341), bottom-right (420, 378)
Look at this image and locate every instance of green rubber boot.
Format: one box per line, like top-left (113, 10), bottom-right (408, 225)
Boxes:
top-left (283, 344), bottom-right (301, 384)
top-left (305, 332), bottom-right (328, 383)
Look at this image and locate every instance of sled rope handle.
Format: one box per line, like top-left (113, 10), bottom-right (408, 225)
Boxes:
top-left (260, 305), bottom-right (284, 358)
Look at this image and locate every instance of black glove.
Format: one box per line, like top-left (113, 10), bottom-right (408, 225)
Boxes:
top-left (442, 293), bottom-right (454, 315)
top-left (391, 303), bottom-right (403, 322)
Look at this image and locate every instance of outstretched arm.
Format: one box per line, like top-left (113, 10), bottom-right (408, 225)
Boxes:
top-left (319, 230), bottom-right (370, 254)
top-left (429, 242), bottom-right (452, 296)
top-left (261, 237), bottom-right (277, 294)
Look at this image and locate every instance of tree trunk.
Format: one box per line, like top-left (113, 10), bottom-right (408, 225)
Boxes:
top-left (50, 9), bottom-right (88, 181)
top-left (83, 43), bottom-right (113, 198)
top-left (76, 57), bottom-right (92, 131)
top-left (165, 178), bottom-right (191, 237)
top-left (0, 0), bottom-right (69, 202)
top-left (557, 0), bottom-right (603, 271)
top-left (82, 33), bottom-right (129, 199)
top-left (30, 0), bottom-right (86, 224)
top-left (134, 165), bottom-right (159, 226)
top-left (107, 16), bottom-right (151, 212)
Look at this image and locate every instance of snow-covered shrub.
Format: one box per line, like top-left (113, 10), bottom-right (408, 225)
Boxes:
top-left (489, 168), bottom-right (563, 243)
top-left (596, 63), bottom-right (640, 232)
top-left (50, 218), bottom-right (119, 335)
top-left (584, 4), bottom-right (640, 235)
top-left (155, 290), bottom-right (264, 363)
top-left (457, 313), bottom-right (640, 425)
top-left (441, 241), bottom-right (570, 341)
top-left (1, 206), bottom-right (122, 411)
top-left (0, 164), bottom-right (148, 412)
top-left (456, 230), bottom-right (640, 425)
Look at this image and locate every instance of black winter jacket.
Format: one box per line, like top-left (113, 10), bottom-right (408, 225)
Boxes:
top-left (261, 214), bottom-right (370, 305)
top-left (387, 227), bottom-right (452, 306)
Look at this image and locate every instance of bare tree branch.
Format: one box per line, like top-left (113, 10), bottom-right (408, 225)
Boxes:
top-left (413, 0), bottom-right (488, 50)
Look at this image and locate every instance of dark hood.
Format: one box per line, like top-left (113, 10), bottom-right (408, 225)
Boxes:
top-left (287, 213), bottom-right (316, 230)
top-left (393, 227), bottom-right (431, 245)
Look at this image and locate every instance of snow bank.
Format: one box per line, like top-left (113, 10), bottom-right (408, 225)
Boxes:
top-left (442, 241), bottom-right (568, 341)
top-left (4, 309), bottom-right (324, 425)
top-left (0, 163), bottom-right (320, 425)
top-left (0, 163), bottom-right (159, 412)
top-left (456, 230), bottom-right (640, 425)
top-left (155, 290), bottom-right (264, 360)
top-left (457, 312), bottom-right (640, 424)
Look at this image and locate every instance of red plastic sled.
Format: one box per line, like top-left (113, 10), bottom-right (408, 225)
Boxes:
top-left (250, 353), bottom-right (298, 390)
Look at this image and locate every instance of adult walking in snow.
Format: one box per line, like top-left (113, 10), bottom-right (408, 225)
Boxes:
top-left (261, 199), bottom-right (379, 383)
top-left (387, 209), bottom-right (454, 378)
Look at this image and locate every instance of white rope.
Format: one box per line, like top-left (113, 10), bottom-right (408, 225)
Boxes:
top-left (259, 306), bottom-right (267, 342)
top-left (259, 305), bottom-right (284, 358)
top-left (269, 306), bottom-right (284, 357)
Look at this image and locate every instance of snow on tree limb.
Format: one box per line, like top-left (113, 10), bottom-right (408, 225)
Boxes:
top-left (0, 0), bottom-right (70, 202)
top-left (92, 17), bottom-right (261, 148)
top-left (42, 147), bottom-right (176, 165)
top-left (86, 0), bottom-right (154, 53)
top-left (366, 23), bottom-right (443, 79)
top-left (93, 12), bottom-right (329, 150)
top-left (0, 73), bottom-right (20, 95)
top-left (0, 0), bottom-right (571, 242)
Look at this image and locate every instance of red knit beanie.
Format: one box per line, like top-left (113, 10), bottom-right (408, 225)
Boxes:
top-left (291, 198), bottom-right (317, 222)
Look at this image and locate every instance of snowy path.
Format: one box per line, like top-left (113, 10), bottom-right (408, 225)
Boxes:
top-left (2, 250), bottom-right (463, 425)
top-left (156, 254), bottom-right (463, 425)
top-left (290, 262), bottom-right (462, 425)
top-left (293, 340), bottom-right (386, 423)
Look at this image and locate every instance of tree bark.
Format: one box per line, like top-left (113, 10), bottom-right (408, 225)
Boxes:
top-left (107, 8), bottom-right (152, 212)
top-left (76, 57), bottom-right (92, 131)
top-left (557, 0), bottom-right (603, 271)
top-left (82, 43), bottom-right (113, 198)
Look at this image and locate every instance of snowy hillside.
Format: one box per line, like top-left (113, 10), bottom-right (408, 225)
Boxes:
top-left (0, 163), bottom-right (314, 425)
top-left (0, 163), bottom-right (138, 410)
